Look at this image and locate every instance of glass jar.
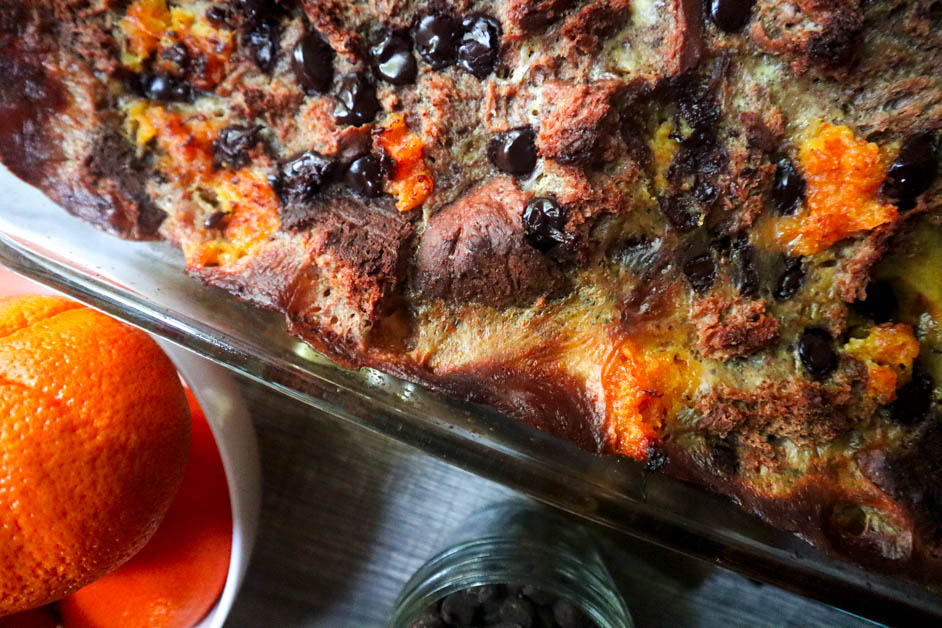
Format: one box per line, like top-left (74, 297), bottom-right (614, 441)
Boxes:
top-left (389, 499), bottom-right (633, 628)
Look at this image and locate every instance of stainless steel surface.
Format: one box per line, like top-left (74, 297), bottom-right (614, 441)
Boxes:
top-left (1, 163), bottom-right (937, 624)
top-left (225, 376), bottom-right (876, 627)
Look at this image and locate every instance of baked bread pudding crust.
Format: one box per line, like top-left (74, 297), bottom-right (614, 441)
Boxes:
top-left (2, 0), bottom-right (941, 583)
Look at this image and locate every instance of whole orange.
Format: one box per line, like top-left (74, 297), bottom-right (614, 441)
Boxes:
top-left (59, 388), bottom-right (232, 628)
top-left (0, 295), bottom-right (191, 616)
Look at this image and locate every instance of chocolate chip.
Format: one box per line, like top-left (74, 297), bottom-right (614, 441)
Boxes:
top-left (520, 585), bottom-right (554, 606)
top-left (204, 210), bottom-right (228, 229)
top-left (212, 124), bottom-right (261, 170)
top-left (522, 197), bottom-right (568, 252)
top-left (273, 150), bottom-right (335, 206)
top-left (732, 238), bottom-right (760, 298)
top-left (292, 30), bottom-right (334, 94)
top-left (797, 328), bottom-right (838, 380)
top-left (852, 280), bottom-right (898, 323)
top-left (345, 154), bottom-right (386, 197)
top-left (771, 157), bottom-right (805, 215)
top-left (371, 29), bottom-right (417, 85)
top-left (162, 42), bottom-right (191, 69)
top-left (205, 5), bottom-right (231, 27)
top-left (458, 15), bottom-right (501, 78)
top-left (138, 73), bottom-right (194, 103)
top-left (552, 599), bottom-right (594, 628)
top-left (498, 597), bottom-right (535, 628)
top-left (683, 252), bottom-right (716, 294)
top-left (414, 12), bottom-right (460, 69)
top-left (440, 590), bottom-right (477, 626)
top-left (774, 256), bottom-right (805, 301)
top-left (710, 0), bottom-right (757, 32)
top-left (333, 73), bottom-right (381, 126)
top-left (409, 610), bottom-right (446, 628)
top-left (488, 127), bottom-right (537, 176)
top-left (889, 369), bottom-right (934, 425)
top-left (882, 132), bottom-right (938, 204)
top-left (245, 19), bottom-right (280, 72)
top-left (658, 195), bottom-right (701, 232)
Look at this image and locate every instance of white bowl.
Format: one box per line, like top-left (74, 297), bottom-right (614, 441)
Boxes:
top-left (156, 342), bottom-right (262, 628)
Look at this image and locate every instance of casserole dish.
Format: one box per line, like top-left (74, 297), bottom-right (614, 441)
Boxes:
top-left (2, 164), bottom-right (940, 624)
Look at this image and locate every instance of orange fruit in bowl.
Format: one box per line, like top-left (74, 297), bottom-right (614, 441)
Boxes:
top-left (59, 388), bottom-right (233, 628)
top-left (0, 295), bottom-right (191, 616)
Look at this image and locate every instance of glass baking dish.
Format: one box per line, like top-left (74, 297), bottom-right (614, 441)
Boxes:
top-left (1, 165), bottom-right (938, 624)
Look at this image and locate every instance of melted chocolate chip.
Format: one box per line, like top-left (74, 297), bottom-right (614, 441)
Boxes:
top-left (204, 210), bottom-right (228, 229)
top-left (732, 238), bottom-right (760, 298)
top-left (889, 369), bottom-right (934, 424)
top-left (333, 73), bottom-right (381, 126)
top-left (413, 12), bottom-right (460, 69)
top-left (798, 328), bottom-right (838, 380)
top-left (245, 19), bottom-right (280, 72)
top-left (235, 0), bottom-right (278, 23)
top-left (458, 15), bottom-right (501, 78)
top-left (137, 72), bottom-right (194, 103)
top-left (882, 132), bottom-right (938, 204)
top-left (206, 5), bottom-right (231, 27)
top-left (683, 252), bottom-right (717, 294)
top-left (798, 333), bottom-right (835, 377)
top-left (345, 154), bottom-right (386, 197)
top-left (852, 280), bottom-right (898, 323)
top-left (772, 157), bottom-right (805, 215)
top-left (522, 197), bottom-right (568, 252)
top-left (212, 124), bottom-right (261, 170)
top-left (488, 127), bottom-right (537, 176)
top-left (162, 42), bottom-right (191, 69)
top-left (292, 30), bottom-right (334, 94)
top-left (370, 29), bottom-right (417, 85)
top-left (774, 256), bottom-right (805, 300)
top-left (273, 150), bottom-right (335, 205)
top-left (658, 195), bottom-right (701, 232)
top-left (710, 0), bottom-right (756, 32)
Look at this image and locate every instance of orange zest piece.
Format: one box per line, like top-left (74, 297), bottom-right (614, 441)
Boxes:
top-left (777, 124), bottom-right (897, 256)
top-left (122, 0), bottom-right (171, 60)
top-left (375, 114), bottom-right (434, 212)
top-left (128, 106), bottom-right (280, 269)
top-left (845, 323), bottom-right (920, 404)
top-left (602, 339), bottom-right (700, 461)
top-left (184, 170), bottom-right (282, 270)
